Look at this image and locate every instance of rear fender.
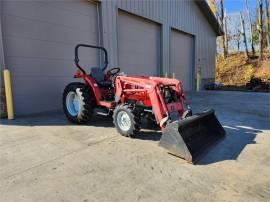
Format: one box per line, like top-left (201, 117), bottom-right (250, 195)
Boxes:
top-left (75, 74), bottom-right (102, 104)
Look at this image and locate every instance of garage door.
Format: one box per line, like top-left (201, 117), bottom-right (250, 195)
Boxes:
top-left (118, 11), bottom-right (161, 76)
top-left (170, 29), bottom-right (194, 91)
top-left (2, 0), bottom-right (99, 115)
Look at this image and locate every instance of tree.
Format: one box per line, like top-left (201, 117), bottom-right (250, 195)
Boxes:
top-left (226, 14), bottom-right (242, 53)
top-left (265, 0), bottom-right (270, 49)
top-left (219, 0), bottom-right (228, 57)
top-left (245, 0), bottom-right (256, 56)
top-left (236, 32), bottom-right (241, 52)
top-left (208, 0), bottom-right (218, 17)
top-left (228, 31), bottom-right (241, 53)
top-left (258, 0), bottom-right (264, 59)
top-left (224, 9), bottom-right (229, 53)
top-left (240, 12), bottom-right (249, 58)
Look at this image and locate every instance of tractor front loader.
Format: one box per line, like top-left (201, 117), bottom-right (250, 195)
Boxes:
top-left (63, 44), bottom-right (225, 163)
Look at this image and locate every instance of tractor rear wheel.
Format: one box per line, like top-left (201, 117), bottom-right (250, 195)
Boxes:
top-left (113, 104), bottom-right (140, 137)
top-left (63, 82), bottom-right (95, 124)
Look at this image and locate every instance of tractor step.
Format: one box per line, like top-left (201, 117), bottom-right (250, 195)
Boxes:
top-left (94, 107), bottom-right (111, 116)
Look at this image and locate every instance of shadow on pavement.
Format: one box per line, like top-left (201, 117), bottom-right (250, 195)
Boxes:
top-left (0, 112), bottom-right (114, 128)
top-left (134, 130), bottom-right (162, 141)
top-left (134, 124), bottom-right (260, 165)
top-left (0, 111), bottom-right (265, 165)
top-left (196, 125), bottom-right (260, 165)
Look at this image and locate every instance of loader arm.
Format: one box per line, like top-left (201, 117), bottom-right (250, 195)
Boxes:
top-left (114, 76), bottom-right (170, 126)
top-left (150, 76), bottom-right (188, 104)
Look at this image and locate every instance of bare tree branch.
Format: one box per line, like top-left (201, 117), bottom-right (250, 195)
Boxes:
top-left (240, 12), bottom-right (249, 58)
top-left (258, 0), bottom-right (263, 59)
top-left (265, 0), bottom-right (270, 49)
top-left (245, 0), bottom-right (256, 56)
top-left (220, 0), bottom-right (228, 57)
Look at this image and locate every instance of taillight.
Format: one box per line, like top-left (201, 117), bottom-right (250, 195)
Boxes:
top-left (75, 69), bottom-right (81, 76)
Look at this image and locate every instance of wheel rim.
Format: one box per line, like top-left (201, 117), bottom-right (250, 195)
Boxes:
top-left (117, 111), bottom-right (131, 131)
top-left (66, 91), bottom-right (80, 116)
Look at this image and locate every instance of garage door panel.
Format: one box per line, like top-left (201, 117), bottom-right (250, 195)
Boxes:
top-left (7, 56), bottom-right (96, 78)
top-left (43, 0), bottom-right (96, 16)
top-left (2, 1), bottom-right (97, 31)
top-left (11, 76), bottom-right (76, 97)
top-left (118, 11), bottom-right (160, 76)
top-left (3, 14), bottom-right (97, 45)
top-left (12, 77), bottom-right (77, 114)
top-left (4, 37), bottom-right (98, 67)
top-left (121, 15), bottom-right (158, 32)
top-left (2, 1), bottom-right (99, 115)
top-left (120, 54), bottom-right (156, 68)
top-left (170, 30), bottom-right (194, 91)
top-left (6, 57), bottom-right (78, 77)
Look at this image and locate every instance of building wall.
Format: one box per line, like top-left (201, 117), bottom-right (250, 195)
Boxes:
top-left (0, 0), bottom-right (217, 77)
top-left (0, 1), bottom-right (5, 87)
top-left (100, 0), bottom-right (217, 83)
top-left (0, 0), bottom-right (217, 115)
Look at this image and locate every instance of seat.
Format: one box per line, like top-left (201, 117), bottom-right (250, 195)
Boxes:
top-left (91, 67), bottom-right (112, 87)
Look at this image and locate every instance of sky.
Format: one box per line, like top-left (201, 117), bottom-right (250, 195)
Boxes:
top-left (223, 0), bottom-right (261, 51)
top-left (224, 0), bottom-right (257, 15)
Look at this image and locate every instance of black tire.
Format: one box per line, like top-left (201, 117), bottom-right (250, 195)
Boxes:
top-left (63, 82), bottom-right (95, 124)
top-left (113, 104), bottom-right (140, 137)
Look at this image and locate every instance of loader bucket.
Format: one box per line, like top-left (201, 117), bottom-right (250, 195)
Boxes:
top-left (159, 109), bottom-right (225, 163)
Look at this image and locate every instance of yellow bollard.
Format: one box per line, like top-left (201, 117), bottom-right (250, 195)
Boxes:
top-left (196, 66), bottom-right (201, 92)
top-left (3, 69), bottom-right (14, 119)
top-left (164, 72), bottom-right (168, 78)
top-left (172, 72), bottom-right (176, 79)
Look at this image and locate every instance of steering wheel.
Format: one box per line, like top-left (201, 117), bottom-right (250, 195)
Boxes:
top-left (106, 67), bottom-right (121, 86)
top-left (106, 67), bottom-right (120, 77)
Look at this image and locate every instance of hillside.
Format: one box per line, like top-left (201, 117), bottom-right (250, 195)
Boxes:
top-left (215, 52), bottom-right (270, 86)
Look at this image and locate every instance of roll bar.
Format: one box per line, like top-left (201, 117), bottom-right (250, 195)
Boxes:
top-left (74, 44), bottom-right (109, 75)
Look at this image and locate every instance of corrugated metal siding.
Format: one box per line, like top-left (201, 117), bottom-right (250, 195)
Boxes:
top-left (100, 0), bottom-right (217, 81)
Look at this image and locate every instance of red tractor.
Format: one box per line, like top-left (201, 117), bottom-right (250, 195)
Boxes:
top-left (63, 44), bottom-right (225, 163)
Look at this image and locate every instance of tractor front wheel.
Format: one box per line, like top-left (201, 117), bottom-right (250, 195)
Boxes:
top-left (63, 82), bottom-right (95, 124)
top-left (113, 104), bottom-right (140, 137)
